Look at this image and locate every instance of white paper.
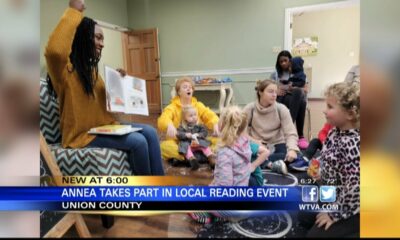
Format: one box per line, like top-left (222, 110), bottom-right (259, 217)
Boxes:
top-left (105, 65), bottom-right (149, 116)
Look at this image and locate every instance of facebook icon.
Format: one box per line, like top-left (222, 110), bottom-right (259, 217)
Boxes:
top-left (302, 186), bottom-right (318, 202)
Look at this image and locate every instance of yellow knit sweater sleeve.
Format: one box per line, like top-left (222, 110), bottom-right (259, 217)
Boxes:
top-left (158, 105), bottom-right (175, 132)
top-left (44, 8), bottom-right (83, 92)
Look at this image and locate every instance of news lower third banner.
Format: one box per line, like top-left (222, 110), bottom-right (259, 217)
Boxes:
top-left (0, 185), bottom-right (340, 212)
top-left (0, 186), bottom-right (297, 210)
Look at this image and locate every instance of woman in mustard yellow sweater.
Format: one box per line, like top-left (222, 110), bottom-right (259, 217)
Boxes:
top-left (158, 77), bottom-right (219, 162)
top-left (45, 0), bottom-right (164, 175)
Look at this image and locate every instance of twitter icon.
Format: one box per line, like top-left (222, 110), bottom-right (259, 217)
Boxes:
top-left (320, 186), bottom-right (336, 202)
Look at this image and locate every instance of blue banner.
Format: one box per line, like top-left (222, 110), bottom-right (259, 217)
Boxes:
top-left (0, 186), bottom-right (301, 202)
top-left (0, 186), bottom-right (332, 211)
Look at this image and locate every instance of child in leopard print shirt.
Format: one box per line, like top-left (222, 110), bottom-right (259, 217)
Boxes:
top-left (303, 81), bottom-right (360, 237)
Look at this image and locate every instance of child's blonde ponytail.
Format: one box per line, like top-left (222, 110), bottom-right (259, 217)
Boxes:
top-left (219, 106), bottom-right (248, 147)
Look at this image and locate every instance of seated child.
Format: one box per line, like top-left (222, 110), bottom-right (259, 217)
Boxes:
top-left (287, 56), bottom-right (306, 87)
top-left (176, 105), bottom-right (214, 170)
top-left (249, 142), bottom-right (269, 186)
top-left (189, 106), bottom-right (251, 223)
top-left (278, 56), bottom-right (307, 93)
top-left (301, 81), bottom-right (360, 237)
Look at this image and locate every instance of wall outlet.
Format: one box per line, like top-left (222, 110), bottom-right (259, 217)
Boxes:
top-left (272, 46), bottom-right (282, 53)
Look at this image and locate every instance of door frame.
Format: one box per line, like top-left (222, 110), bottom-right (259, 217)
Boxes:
top-left (284, 0), bottom-right (360, 51)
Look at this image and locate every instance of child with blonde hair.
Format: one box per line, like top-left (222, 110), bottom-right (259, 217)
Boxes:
top-left (301, 81), bottom-right (360, 237)
top-left (189, 106), bottom-right (253, 223)
top-left (211, 105), bottom-right (252, 186)
top-left (176, 105), bottom-right (214, 170)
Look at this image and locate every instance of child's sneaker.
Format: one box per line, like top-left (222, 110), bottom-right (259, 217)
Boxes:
top-left (271, 160), bottom-right (288, 175)
top-left (298, 137), bottom-right (309, 149)
top-left (188, 212), bottom-right (212, 224)
top-left (168, 158), bottom-right (181, 167)
top-left (289, 156), bottom-right (309, 171)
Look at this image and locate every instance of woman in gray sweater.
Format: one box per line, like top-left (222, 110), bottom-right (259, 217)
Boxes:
top-left (244, 79), bottom-right (300, 174)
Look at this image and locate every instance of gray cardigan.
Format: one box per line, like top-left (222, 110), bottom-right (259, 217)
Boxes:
top-left (176, 124), bottom-right (211, 155)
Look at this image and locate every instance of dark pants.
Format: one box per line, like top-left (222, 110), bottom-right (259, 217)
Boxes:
top-left (298, 211), bottom-right (360, 238)
top-left (261, 143), bottom-right (287, 168)
top-left (88, 123), bottom-right (164, 176)
top-left (268, 143), bottom-right (287, 162)
top-left (304, 138), bottom-right (323, 160)
top-left (278, 88), bottom-right (307, 137)
top-left (248, 175), bottom-right (261, 186)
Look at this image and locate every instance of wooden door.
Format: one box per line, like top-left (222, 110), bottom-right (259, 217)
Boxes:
top-left (120, 29), bottom-right (161, 127)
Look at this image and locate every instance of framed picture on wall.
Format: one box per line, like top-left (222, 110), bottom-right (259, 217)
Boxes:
top-left (292, 36), bottom-right (318, 57)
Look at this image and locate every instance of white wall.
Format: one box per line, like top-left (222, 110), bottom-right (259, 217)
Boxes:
top-left (293, 6), bottom-right (360, 98)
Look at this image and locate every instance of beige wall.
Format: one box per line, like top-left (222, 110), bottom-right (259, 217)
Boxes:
top-left (40, 0), bottom-right (354, 104)
top-left (293, 6), bottom-right (360, 98)
top-left (98, 29), bottom-right (124, 78)
top-left (307, 99), bottom-right (327, 139)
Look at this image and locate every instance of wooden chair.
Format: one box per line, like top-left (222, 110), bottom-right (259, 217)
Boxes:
top-left (39, 78), bottom-right (132, 176)
top-left (40, 78), bottom-right (123, 229)
top-left (40, 132), bottom-right (91, 238)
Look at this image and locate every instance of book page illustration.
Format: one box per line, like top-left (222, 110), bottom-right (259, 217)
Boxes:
top-left (105, 66), bottom-right (125, 113)
top-left (123, 76), bottom-right (149, 116)
top-left (105, 65), bottom-right (149, 116)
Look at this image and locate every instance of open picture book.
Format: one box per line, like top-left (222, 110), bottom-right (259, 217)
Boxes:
top-left (104, 65), bottom-right (149, 116)
top-left (88, 125), bottom-right (142, 135)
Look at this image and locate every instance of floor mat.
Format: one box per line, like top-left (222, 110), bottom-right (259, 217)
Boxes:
top-left (262, 170), bottom-right (298, 186)
top-left (197, 170), bottom-right (311, 238)
top-left (197, 212), bottom-right (309, 238)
